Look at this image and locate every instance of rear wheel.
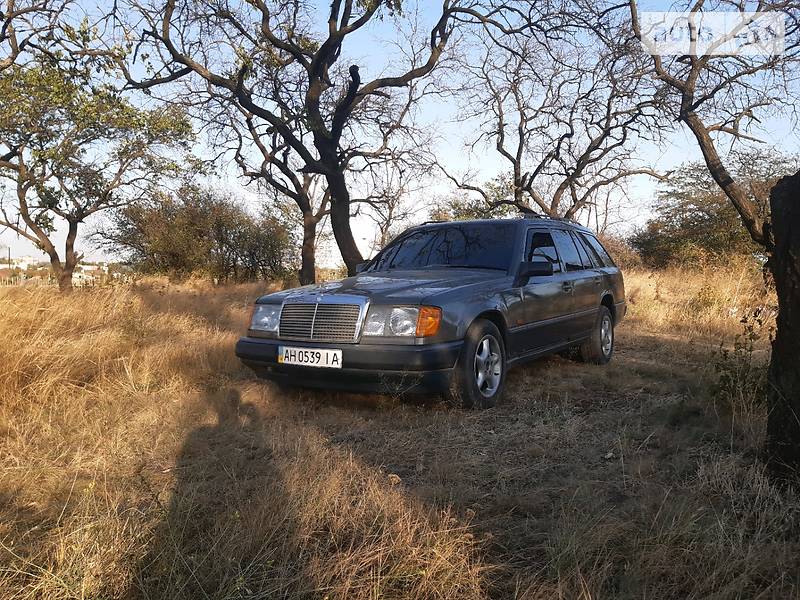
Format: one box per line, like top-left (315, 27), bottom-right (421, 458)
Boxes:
top-left (579, 306), bottom-right (614, 364)
top-left (446, 319), bottom-right (506, 409)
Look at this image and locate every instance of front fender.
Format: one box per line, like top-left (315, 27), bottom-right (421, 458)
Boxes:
top-left (454, 293), bottom-right (515, 340)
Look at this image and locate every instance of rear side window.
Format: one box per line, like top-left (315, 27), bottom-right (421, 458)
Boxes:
top-left (525, 229), bottom-right (562, 273)
top-left (551, 230), bottom-right (583, 272)
top-left (581, 233), bottom-right (616, 267)
top-left (570, 231), bottom-right (596, 269)
top-left (574, 233), bottom-right (602, 267)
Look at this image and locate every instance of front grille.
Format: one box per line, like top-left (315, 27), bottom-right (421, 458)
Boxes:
top-left (277, 303), bottom-right (316, 339)
top-left (279, 303), bottom-right (361, 343)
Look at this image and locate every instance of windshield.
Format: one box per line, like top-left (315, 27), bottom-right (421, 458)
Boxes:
top-left (366, 222), bottom-right (517, 272)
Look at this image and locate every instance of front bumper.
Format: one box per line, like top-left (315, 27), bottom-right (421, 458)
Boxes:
top-left (235, 337), bottom-right (463, 394)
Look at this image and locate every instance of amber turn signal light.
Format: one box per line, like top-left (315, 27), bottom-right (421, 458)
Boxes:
top-left (416, 306), bottom-right (442, 337)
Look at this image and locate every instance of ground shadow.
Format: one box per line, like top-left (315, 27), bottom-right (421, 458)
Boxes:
top-left (129, 387), bottom-right (313, 599)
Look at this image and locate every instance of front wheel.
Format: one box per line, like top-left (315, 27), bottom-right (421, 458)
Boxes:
top-left (446, 319), bottom-right (506, 409)
top-left (580, 306), bottom-right (614, 364)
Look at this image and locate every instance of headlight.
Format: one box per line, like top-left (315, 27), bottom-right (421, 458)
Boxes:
top-left (389, 307), bottom-right (418, 336)
top-left (250, 304), bottom-right (280, 333)
top-left (364, 307), bottom-right (390, 336)
top-left (362, 306), bottom-right (441, 337)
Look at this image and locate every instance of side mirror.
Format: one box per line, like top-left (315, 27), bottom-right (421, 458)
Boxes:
top-left (515, 259), bottom-right (553, 286)
top-left (355, 261), bottom-right (369, 274)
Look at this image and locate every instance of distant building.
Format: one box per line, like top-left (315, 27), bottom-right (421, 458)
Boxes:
top-left (72, 272), bottom-right (97, 286)
top-left (80, 263), bottom-right (109, 274)
top-left (11, 255), bottom-right (47, 271)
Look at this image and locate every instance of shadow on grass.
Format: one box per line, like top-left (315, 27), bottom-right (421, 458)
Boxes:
top-left (129, 382), bottom-right (489, 599)
top-left (129, 387), bottom-right (313, 599)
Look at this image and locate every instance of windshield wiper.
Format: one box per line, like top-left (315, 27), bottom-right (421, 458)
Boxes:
top-left (428, 264), bottom-right (507, 271)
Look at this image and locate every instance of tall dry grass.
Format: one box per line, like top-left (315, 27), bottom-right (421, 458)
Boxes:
top-left (623, 263), bottom-right (775, 448)
top-left (0, 280), bottom-right (487, 599)
top-left (623, 260), bottom-right (772, 339)
top-left (1, 268), bottom-right (798, 599)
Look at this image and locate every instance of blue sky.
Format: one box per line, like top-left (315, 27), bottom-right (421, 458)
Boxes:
top-left (3, 0), bottom-right (798, 265)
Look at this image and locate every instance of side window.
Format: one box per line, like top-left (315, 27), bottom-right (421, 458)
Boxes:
top-left (581, 233), bottom-right (616, 267)
top-left (570, 231), bottom-right (596, 269)
top-left (551, 230), bottom-right (583, 272)
top-left (575, 233), bottom-right (603, 267)
top-left (525, 229), bottom-right (562, 273)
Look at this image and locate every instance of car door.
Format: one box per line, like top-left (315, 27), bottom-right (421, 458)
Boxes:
top-left (513, 228), bottom-right (574, 355)
top-left (551, 229), bottom-right (598, 341)
top-left (570, 230), bottom-right (607, 334)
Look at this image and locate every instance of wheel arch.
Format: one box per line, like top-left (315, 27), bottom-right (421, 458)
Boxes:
top-left (469, 309), bottom-right (509, 351)
top-left (601, 293), bottom-right (616, 322)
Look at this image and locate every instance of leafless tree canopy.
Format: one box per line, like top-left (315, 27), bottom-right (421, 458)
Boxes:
top-left (191, 15), bottom-right (440, 283)
top-left (0, 0), bottom-right (68, 71)
top-left (437, 3), bottom-right (669, 222)
top-left (109, 0), bottom-right (488, 273)
top-left (629, 0), bottom-right (800, 248)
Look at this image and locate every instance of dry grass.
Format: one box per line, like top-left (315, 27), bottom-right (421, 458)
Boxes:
top-left (623, 260), bottom-right (771, 338)
top-left (1, 268), bottom-right (798, 599)
top-left (0, 280), bottom-right (485, 599)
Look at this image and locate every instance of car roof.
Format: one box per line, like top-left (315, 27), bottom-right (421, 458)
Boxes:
top-left (410, 216), bottom-right (596, 235)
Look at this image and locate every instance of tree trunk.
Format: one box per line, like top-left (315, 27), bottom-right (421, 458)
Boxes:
top-left (46, 251), bottom-right (74, 293)
top-left (765, 171), bottom-right (800, 479)
top-left (45, 253), bottom-right (65, 289)
top-left (57, 220), bottom-right (80, 293)
top-left (300, 212), bottom-right (317, 285)
top-left (57, 263), bottom-right (75, 293)
top-left (326, 171), bottom-right (363, 275)
top-left (683, 112), bottom-right (768, 247)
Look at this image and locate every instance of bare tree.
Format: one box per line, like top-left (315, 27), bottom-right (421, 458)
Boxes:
top-left (628, 0), bottom-right (800, 475)
top-left (195, 19), bottom-right (438, 284)
top-left (437, 14), bottom-right (667, 222)
top-left (110, 0), bottom-right (473, 275)
top-left (352, 158), bottom-right (425, 253)
top-left (205, 98), bottom-right (331, 285)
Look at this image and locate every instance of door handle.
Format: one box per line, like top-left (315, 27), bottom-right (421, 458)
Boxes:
top-left (562, 281), bottom-right (574, 293)
top-left (593, 276), bottom-right (602, 285)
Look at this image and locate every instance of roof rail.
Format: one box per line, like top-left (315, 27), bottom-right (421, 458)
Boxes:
top-left (516, 208), bottom-right (582, 226)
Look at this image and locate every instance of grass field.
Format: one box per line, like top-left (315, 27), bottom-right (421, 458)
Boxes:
top-left (2, 266), bottom-right (798, 599)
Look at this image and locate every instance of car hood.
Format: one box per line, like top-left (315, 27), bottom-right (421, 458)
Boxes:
top-left (258, 269), bottom-right (507, 304)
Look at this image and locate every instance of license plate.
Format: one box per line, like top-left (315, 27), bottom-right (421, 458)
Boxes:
top-left (278, 346), bottom-right (342, 369)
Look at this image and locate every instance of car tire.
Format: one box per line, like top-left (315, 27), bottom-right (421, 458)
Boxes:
top-left (446, 319), bottom-right (506, 409)
top-left (579, 306), bottom-right (614, 364)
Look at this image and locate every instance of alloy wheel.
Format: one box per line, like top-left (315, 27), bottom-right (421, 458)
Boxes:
top-left (474, 335), bottom-right (502, 398)
top-left (600, 314), bottom-right (613, 357)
